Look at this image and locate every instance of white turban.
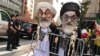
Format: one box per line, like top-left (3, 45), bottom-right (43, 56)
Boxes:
top-left (36, 2), bottom-right (56, 15)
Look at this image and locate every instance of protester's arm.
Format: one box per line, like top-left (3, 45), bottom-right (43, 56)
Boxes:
top-left (10, 26), bottom-right (16, 32)
top-left (54, 29), bottom-right (59, 43)
top-left (15, 25), bottom-right (21, 30)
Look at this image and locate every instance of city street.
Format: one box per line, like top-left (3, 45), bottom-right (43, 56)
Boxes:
top-left (0, 0), bottom-right (100, 56)
top-left (0, 37), bottom-right (34, 56)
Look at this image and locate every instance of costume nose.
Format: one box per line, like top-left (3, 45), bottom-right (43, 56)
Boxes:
top-left (66, 19), bottom-right (72, 25)
top-left (42, 14), bottom-right (46, 18)
top-left (68, 18), bottom-right (71, 22)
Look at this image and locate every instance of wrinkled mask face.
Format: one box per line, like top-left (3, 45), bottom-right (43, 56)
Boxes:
top-left (37, 7), bottom-right (53, 28)
top-left (61, 11), bottom-right (78, 34)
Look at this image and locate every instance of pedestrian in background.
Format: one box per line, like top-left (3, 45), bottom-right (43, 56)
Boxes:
top-left (14, 14), bottom-right (21, 47)
top-left (6, 14), bottom-right (17, 51)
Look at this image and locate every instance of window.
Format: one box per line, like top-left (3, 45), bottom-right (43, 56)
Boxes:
top-left (31, 0), bottom-right (33, 4)
top-left (3, 0), bottom-right (6, 2)
top-left (18, 0), bottom-right (22, 2)
top-left (1, 11), bottom-right (10, 21)
top-left (30, 4), bottom-right (33, 8)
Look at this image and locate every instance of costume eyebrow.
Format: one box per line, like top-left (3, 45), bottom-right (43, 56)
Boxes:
top-left (65, 14), bottom-right (76, 17)
top-left (38, 8), bottom-right (51, 15)
top-left (71, 15), bottom-right (76, 17)
top-left (65, 14), bottom-right (69, 17)
top-left (45, 9), bottom-right (50, 13)
top-left (38, 9), bottom-right (43, 13)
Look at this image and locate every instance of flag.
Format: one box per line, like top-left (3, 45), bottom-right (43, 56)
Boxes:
top-left (95, 13), bottom-right (100, 30)
top-left (95, 13), bottom-right (100, 46)
top-left (96, 13), bottom-right (100, 24)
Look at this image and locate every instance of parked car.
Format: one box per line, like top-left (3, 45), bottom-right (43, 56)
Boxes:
top-left (0, 9), bottom-right (11, 36)
top-left (82, 19), bottom-right (95, 29)
top-left (20, 21), bottom-right (38, 39)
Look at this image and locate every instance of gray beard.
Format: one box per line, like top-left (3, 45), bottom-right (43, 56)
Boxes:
top-left (62, 25), bottom-right (76, 34)
top-left (40, 21), bottom-right (51, 28)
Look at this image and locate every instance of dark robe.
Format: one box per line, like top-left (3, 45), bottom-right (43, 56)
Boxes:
top-left (49, 23), bottom-right (60, 56)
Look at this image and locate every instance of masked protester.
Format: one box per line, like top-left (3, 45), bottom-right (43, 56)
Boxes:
top-left (58, 2), bottom-right (80, 56)
top-left (33, 2), bottom-right (58, 56)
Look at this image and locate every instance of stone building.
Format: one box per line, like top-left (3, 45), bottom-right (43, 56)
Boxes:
top-left (83, 0), bottom-right (100, 17)
top-left (0, 0), bottom-right (22, 15)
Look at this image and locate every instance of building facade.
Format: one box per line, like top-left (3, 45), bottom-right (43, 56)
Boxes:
top-left (21, 0), bottom-right (35, 22)
top-left (21, 0), bottom-right (27, 17)
top-left (27, 0), bottom-right (34, 19)
top-left (82, 0), bottom-right (100, 17)
top-left (21, 0), bottom-right (53, 22)
top-left (0, 0), bottom-right (22, 15)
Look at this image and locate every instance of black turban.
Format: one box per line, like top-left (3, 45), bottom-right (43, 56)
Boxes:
top-left (60, 2), bottom-right (80, 17)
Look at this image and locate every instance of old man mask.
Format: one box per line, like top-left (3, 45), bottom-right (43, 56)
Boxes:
top-left (60, 2), bottom-right (80, 34)
top-left (36, 2), bottom-right (56, 28)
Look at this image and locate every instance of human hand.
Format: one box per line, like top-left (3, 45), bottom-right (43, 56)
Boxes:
top-left (55, 37), bottom-right (58, 44)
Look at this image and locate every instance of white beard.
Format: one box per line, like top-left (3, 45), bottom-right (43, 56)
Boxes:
top-left (63, 25), bottom-right (76, 34)
top-left (40, 21), bottom-right (51, 28)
